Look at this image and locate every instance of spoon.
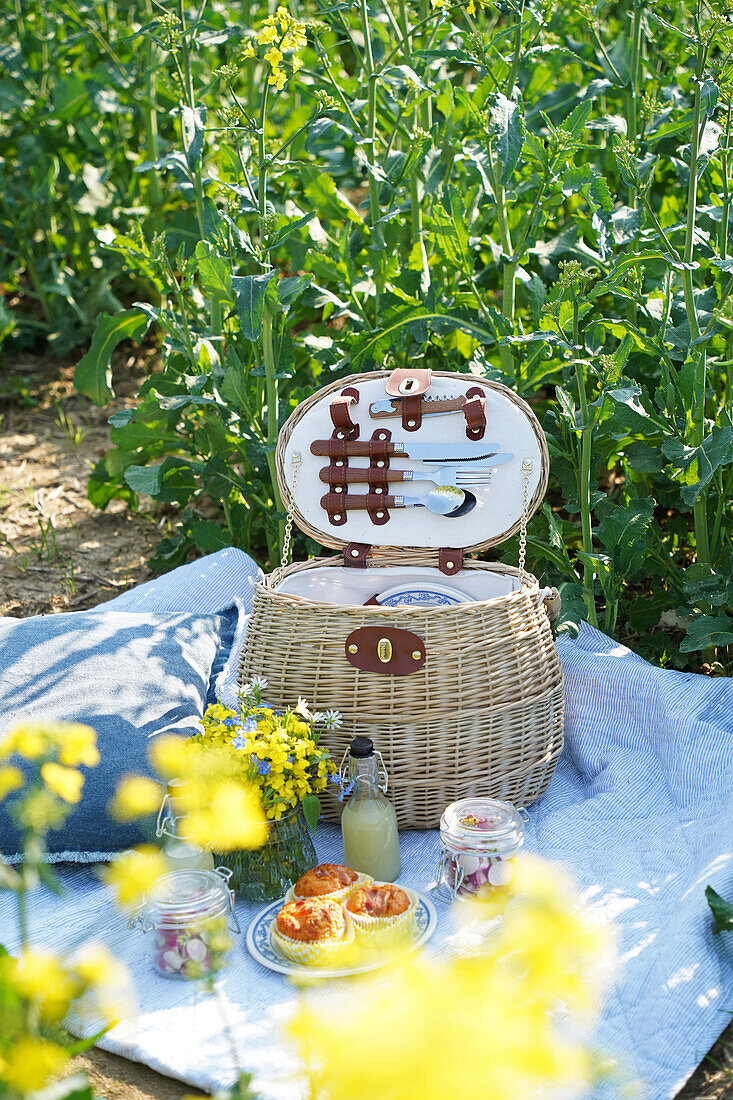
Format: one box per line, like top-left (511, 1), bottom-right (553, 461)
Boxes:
top-left (398, 485), bottom-right (479, 516)
top-left (321, 486), bottom-right (477, 518)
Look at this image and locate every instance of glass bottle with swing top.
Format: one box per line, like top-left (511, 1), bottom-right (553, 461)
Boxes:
top-left (156, 780), bottom-right (215, 872)
top-left (340, 736), bottom-right (401, 881)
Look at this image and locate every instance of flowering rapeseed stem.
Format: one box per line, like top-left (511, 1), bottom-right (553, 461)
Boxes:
top-left (0, 1037), bottom-right (69, 1094)
top-left (242, 7), bottom-right (307, 91)
top-left (289, 855), bottom-right (612, 1100)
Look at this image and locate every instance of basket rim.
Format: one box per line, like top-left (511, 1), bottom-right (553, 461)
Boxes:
top-left (257, 555), bottom-right (545, 615)
top-left (275, 370), bottom-right (550, 556)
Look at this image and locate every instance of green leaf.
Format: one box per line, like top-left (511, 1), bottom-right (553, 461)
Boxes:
top-left (195, 241), bottom-right (234, 303)
top-left (124, 457), bottom-right (199, 504)
top-left (699, 79), bottom-right (719, 119)
top-left (187, 519), bottom-right (232, 554)
top-left (350, 305), bottom-right (497, 368)
top-left (74, 309), bottom-right (149, 405)
top-left (181, 104), bottom-right (207, 169)
top-left (662, 426), bottom-right (733, 505)
top-left (680, 614), bottom-right (733, 652)
top-left (301, 794), bottom-right (321, 834)
top-left (706, 885), bottom-right (733, 934)
top-left (490, 93), bottom-right (525, 186)
top-left (596, 498), bottom-right (654, 577)
top-left (430, 185), bottom-right (472, 274)
top-left (232, 271), bottom-right (279, 340)
top-left (277, 274), bottom-right (313, 307)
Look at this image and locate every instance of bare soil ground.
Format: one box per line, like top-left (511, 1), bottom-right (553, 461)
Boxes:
top-left (1, 351), bottom-right (731, 1099)
top-left (0, 349), bottom-right (167, 616)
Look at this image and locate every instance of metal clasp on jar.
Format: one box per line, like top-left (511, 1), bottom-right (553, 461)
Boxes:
top-left (432, 850), bottom-right (465, 903)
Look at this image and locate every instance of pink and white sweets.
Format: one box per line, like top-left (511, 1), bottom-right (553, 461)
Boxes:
top-left (437, 797), bottom-right (525, 901)
top-left (135, 869), bottom-right (236, 981)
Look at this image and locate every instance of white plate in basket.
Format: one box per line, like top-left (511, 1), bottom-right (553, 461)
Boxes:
top-left (375, 582), bottom-right (470, 608)
top-left (245, 891), bottom-right (438, 978)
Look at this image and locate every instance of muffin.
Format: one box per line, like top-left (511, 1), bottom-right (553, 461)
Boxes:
top-left (345, 882), bottom-right (416, 938)
top-left (271, 897), bottom-right (355, 966)
top-left (285, 863), bottom-right (367, 905)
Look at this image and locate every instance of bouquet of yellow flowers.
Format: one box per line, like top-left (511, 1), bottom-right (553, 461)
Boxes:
top-left (193, 680), bottom-right (345, 900)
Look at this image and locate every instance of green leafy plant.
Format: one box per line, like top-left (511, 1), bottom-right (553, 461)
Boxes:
top-left (3, 0), bottom-right (731, 671)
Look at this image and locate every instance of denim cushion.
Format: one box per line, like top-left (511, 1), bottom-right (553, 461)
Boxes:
top-left (0, 609), bottom-right (230, 861)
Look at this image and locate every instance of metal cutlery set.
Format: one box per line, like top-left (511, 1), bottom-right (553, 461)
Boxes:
top-left (312, 381), bottom-right (514, 523)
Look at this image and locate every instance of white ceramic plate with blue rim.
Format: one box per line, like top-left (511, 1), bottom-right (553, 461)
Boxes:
top-left (245, 891), bottom-right (438, 978)
top-left (375, 582), bottom-right (470, 608)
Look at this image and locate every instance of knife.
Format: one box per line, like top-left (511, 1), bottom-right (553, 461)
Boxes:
top-left (311, 439), bottom-right (503, 463)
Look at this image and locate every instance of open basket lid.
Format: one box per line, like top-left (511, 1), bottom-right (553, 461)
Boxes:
top-left (276, 370), bottom-right (549, 555)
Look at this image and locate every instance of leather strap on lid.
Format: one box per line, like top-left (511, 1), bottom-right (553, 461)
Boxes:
top-left (366, 429), bottom-right (391, 524)
top-left (439, 548), bottom-right (463, 575)
top-left (329, 386), bottom-right (360, 439)
top-left (344, 543), bottom-right (370, 567)
top-left (401, 393), bottom-right (423, 432)
top-left (385, 367), bottom-right (432, 398)
top-left (464, 387), bottom-right (487, 440)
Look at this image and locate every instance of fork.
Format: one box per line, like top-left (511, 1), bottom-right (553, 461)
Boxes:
top-left (318, 463), bottom-right (500, 489)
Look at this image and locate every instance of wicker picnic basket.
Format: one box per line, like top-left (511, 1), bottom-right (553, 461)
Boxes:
top-left (238, 369), bottom-right (564, 829)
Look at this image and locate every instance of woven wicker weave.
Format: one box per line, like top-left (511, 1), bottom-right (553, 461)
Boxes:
top-left (238, 555), bottom-right (564, 830)
top-left (238, 371), bottom-right (564, 831)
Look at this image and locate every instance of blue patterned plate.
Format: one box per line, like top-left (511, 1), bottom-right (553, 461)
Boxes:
top-left (375, 583), bottom-right (469, 608)
top-left (245, 891), bottom-right (438, 978)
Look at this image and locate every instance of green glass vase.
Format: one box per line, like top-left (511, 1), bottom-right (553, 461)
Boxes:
top-left (216, 805), bottom-right (317, 902)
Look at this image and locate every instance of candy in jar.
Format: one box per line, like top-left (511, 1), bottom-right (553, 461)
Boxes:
top-left (436, 798), bottom-right (525, 901)
top-left (130, 868), bottom-right (239, 980)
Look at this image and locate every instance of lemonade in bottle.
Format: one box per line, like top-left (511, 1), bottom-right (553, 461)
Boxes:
top-left (341, 736), bottom-right (401, 881)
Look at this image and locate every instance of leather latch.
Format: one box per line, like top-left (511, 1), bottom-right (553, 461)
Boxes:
top-left (345, 626), bottom-right (426, 675)
top-left (385, 368), bottom-right (432, 398)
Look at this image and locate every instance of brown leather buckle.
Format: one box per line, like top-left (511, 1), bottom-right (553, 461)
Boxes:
top-left (385, 367), bottom-right (432, 398)
top-left (343, 543), bottom-right (370, 568)
top-left (344, 626), bottom-right (426, 675)
top-left (329, 386), bottom-right (360, 440)
top-left (464, 387), bottom-right (487, 440)
top-left (439, 548), bottom-right (463, 575)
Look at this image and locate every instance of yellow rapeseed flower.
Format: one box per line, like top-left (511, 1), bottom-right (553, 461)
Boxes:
top-left (0, 764), bottom-right (23, 801)
top-left (101, 845), bottom-right (170, 907)
top-left (57, 723), bottom-right (100, 768)
top-left (149, 734), bottom-right (189, 779)
top-left (1, 724), bottom-right (45, 760)
top-left (288, 855), bottom-right (612, 1100)
top-left (181, 780), bottom-right (268, 851)
top-left (0, 1037), bottom-right (69, 1093)
top-left (109, 776), bottom-right (164, 821)
top-left (41, 762), bottom-right (84, 804)
top-left (6, 947), bottom-right (77, 1022)
top-left (71, 942), bottom-right (136, 1027)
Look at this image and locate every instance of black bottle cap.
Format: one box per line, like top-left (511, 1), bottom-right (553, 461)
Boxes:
top-left (349, 736), bottom-right (374, 758)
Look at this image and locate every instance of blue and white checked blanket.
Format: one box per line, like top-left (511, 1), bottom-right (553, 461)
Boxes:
top-left (2, 547), bottom-right (732, 1099)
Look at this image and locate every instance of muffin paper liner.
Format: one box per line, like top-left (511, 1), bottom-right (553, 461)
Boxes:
top-left (271, 917), bottom-right (356, 966)
top-left (344, 884), bottom-right (417, 939)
